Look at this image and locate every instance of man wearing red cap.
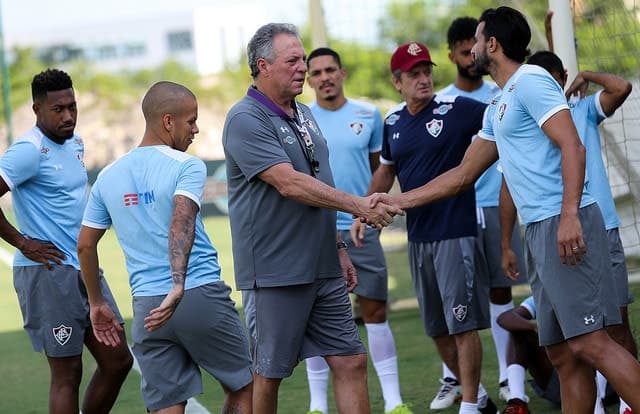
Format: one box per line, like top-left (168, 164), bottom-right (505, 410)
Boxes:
top-left (369, 42), bottom-right (496, 414)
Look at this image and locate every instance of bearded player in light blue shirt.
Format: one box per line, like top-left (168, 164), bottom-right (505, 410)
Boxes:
top-left (77, 81), bottom-right (252, 413)
top-left (435, 17), bottom-right (527, 407)
top-left (527, 49), bottom-right (636, 414)
top-left (303, 47), bottom-right (411, 414)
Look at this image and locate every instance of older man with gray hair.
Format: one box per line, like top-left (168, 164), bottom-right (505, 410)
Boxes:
top-left (223, 23), bottom-right (403, 413)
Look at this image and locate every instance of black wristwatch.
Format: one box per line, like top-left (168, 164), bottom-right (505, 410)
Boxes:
top-left (336, 241), bottom-right (348, 250)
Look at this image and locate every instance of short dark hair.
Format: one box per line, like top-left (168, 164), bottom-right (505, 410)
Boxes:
top-left (31, 68), bottom-right (73, 102)
top-left (479, 6), bottom-right (531, 63)
top-left (447, 17), bottom-right (478, 50)
top-left (307, 47), bottom-right (342, 68)
top-left (527, 51), bottom-right (565, 76)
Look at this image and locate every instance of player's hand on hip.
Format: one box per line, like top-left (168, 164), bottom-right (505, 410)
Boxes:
top-left (19, 237), bottom-right (66, 270)
top-left (144, 285), bottom-right (185, 331)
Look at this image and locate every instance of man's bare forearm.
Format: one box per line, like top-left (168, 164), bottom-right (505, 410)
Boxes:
top-left (169, 195), bottom-right (199, 286)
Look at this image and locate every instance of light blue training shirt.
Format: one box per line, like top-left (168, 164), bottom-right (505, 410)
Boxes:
top-left (570, 91), bottom-right (620, 230)
top-left (439, 81), bottom-right (501, 207)
top-left (478, 64), bottom-right (595, 224)
top-left (82, 145), bottom-right (221, 296)
top-left (310, 99), bottom-right (383, 230)
top-left (0, 126), bottom-right (87, 269)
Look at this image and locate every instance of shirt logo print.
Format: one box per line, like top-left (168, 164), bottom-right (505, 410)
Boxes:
top-left (124, 191), bottom-right (156, 207)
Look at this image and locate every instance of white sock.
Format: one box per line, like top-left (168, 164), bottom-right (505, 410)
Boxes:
top-left (306, 356), bottom-right (329, 413)
top-left (478, 383), bottom-right (488, 407)
top-left (595, 370), bottom-right (607, 399)
top-left (507, 364), bottom-right (526, 401)
top-left (459, 401), bottom-right (478, 414)
top-left (443, 362), bottom-right (457, 380)
top-left (620, 398), bottom-right (631, 414)
top-left (594, 396), bottom-right (606, 414)
top-left (366, 321), bottom-right (403, 411)
top-left (490, 301), bottom-right (514, 383)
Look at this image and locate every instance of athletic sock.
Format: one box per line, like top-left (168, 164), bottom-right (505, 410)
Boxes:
top-left (443, 361), bottom-right (458, 381)
top-left (477, 383), bottom-right (488, 407)
top-left (306, 356), bottom-right (329, 413)
top-left (459, 401), bottom-right (478, 414)
top-left (490, 301), bottom-right (514, 383)
top-left (507, 364), bottom-right (526, 401)
top-left (366, 321), bottom-right (403, 412)
top-left (619, 398), bottom-right (631, 414)
top-left (595, 370), bottom-right (607, 400)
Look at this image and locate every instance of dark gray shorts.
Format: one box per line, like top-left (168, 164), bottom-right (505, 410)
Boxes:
top-left (607, 228), bottom-right (632, 307)
top-left (408, 237), bottom-right (490, 337)
top-left (529, 369), bottom-right (561, 406)
top-left (252, 277), bottom-right (365, 378)
top-left (132, 282), bottom-right (252, 411)
top-left (13, 265), bottom-right (122, 357)
top-left (525, 203), bottom-right (622, 346)
top-left (339, 227), bottom-right (388, 301)
top-left (476, 207), bottom-right (527, 288)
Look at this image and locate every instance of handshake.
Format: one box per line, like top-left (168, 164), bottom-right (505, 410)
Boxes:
top-left (353, 193), bottom-right (405, 229)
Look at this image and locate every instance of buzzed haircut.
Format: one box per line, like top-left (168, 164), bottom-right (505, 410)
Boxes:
top-left (527, 51), bottom-right (565, 76)
top-left (479, 6), bottom-right (531, 63)
top-left (247, 23), bottom-right (300, 79)
top-left (447, 17), bottom-right (478, 49)
top-left (307, 47), bottom-right (342, 68)
top-left (31, 69), bottom-right (73, 102)
top-left (141, 81), bottom-right (196, 122)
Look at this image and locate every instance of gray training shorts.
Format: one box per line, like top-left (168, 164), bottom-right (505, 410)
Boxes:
top-left (13, 264), bottom-right (123, 357)
top-left (607, 228), bottom-right (633, 307)
top-left (339, 227), bottom-right (388, 301)
top-left (476, 206), bottom-right (527, 288)
top-left (251, 277), bottom-right (365, 378)
top-left (132, 281), bottom-right (252, 411)
top-left (408, 236), bottom-right (490, 337)
top-left (524, 203), bottom-right (621, 346)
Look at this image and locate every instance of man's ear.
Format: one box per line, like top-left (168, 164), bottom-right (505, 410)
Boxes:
top-left (162, 113), bottom-right (173, 131)
top-left (32, 102), bottom-right (39, 116)
top-left (257, 57), bottom-right (269, 77)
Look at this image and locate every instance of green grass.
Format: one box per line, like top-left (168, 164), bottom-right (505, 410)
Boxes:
top-left (0, 216), bottom-right (637, 413)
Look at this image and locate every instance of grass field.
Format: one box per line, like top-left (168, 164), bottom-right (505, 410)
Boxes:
top-left (0, 216), bottom-right (638, 413)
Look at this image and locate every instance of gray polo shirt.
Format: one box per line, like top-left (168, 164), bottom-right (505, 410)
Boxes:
top-left (222, 92), bottom-right (341, 289)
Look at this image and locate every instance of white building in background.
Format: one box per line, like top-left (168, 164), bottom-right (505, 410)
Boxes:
top-left (5, 3), bottom-right (268, 75)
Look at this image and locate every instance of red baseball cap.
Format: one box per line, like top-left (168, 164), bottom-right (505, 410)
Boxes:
top-left (390, 42), bottom-right (436, 73)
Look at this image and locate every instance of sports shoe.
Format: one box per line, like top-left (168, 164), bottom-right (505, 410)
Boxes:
top-left (430, 377), bottom-right (462, 410)
top-left (386, 403), bottom-right (414, 414)
top-left (498, 380), bottom-right (511, 401)
top-left (499, 380), bottom-right (529, 403)
top-left (502, 398), bottom-right (529, 414)
top-left (478, 396), bottom-right (500, 414)
top-left (623, 409), bottom-right (634, 414)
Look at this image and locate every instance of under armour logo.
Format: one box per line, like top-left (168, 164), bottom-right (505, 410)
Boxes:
top-left (52, 324), bottom-right (72, 346)
top-left (584, 315), bottom-right (595, 325)
top-left (280, 126), bottom-right (290, 133)
top-left (407, 42), bottom-right (422, 56)
top-left (392, 132), bottom-right (400, 140)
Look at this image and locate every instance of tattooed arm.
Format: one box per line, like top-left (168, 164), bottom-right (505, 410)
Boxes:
top-left (143, 195), bottom-right (199, 331)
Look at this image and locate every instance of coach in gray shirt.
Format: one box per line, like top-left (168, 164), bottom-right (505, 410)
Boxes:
top-left (222, 23), bottom-right (402, 414)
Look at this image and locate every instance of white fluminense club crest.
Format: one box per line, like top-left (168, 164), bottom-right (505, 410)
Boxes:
top-left (407, 42), bottom-right (422, 56)
top-left (452, 304), bottom-right (467, 322)
top-left (350, 122), bottom-right (364, 135)
top-left (426, 119), bottom-right (443, 138)
top-left (53, 324), bottom-right (72, 346)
